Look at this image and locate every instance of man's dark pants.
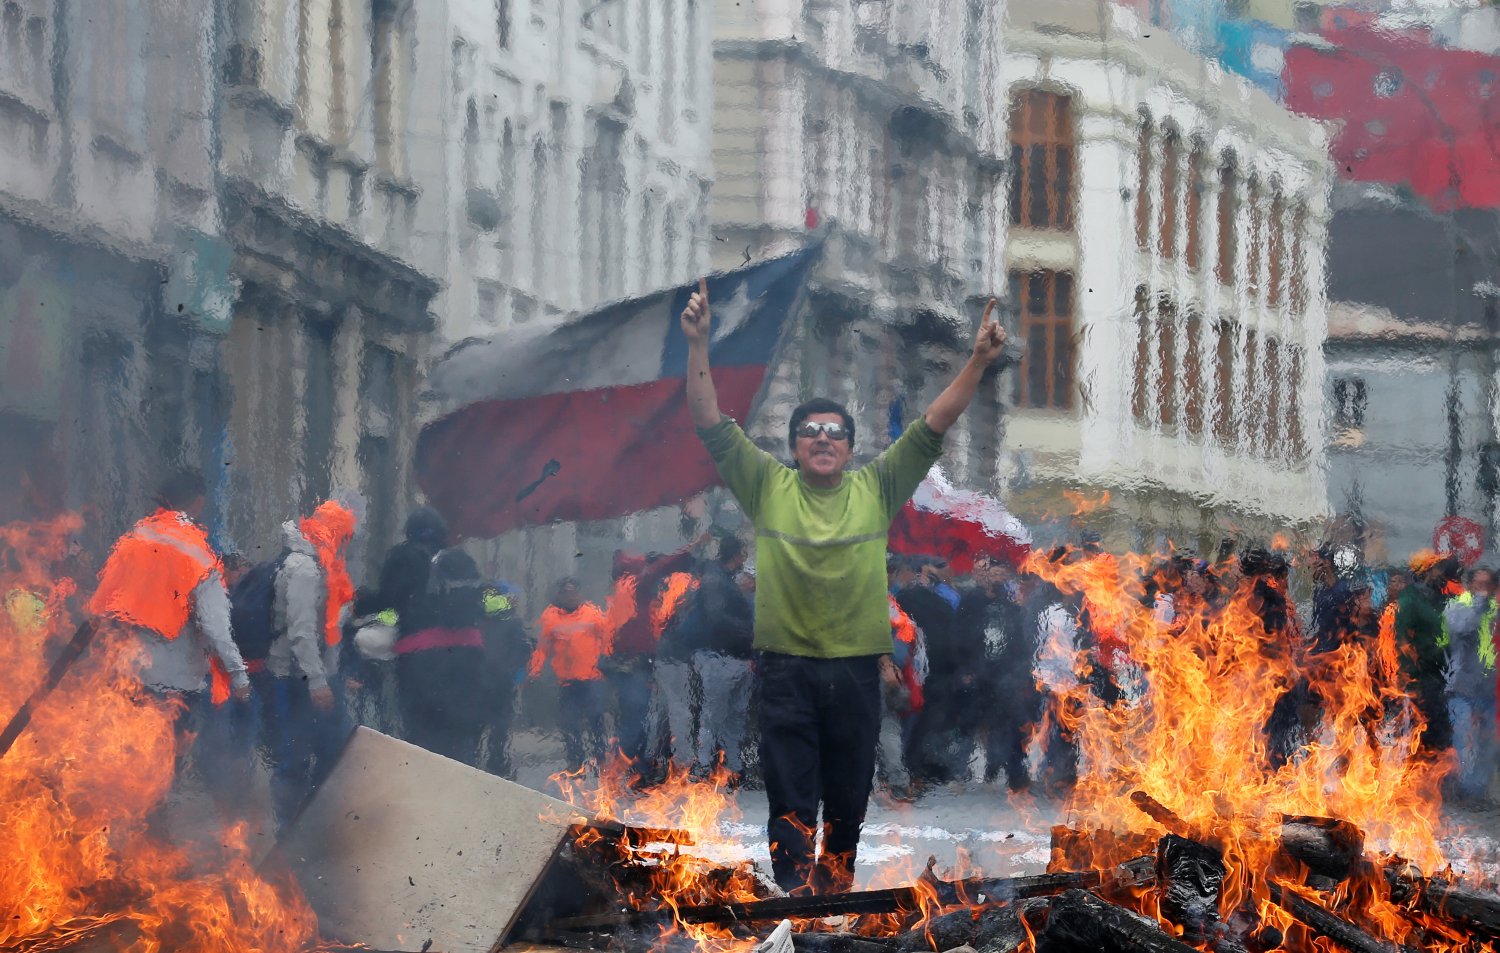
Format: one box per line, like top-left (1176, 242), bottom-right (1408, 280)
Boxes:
top-left (558, 678), bottom-right (608, 770)
top-left (266, 677), bottom-right (352, 827)
top-left (608, 656), bottom-right (654, 766)
top-left (758, 652), bottom-right (882, 895)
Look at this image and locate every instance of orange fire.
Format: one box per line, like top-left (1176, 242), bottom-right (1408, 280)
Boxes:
top-left (550, 758), bottom-right (768, 950)
top-left (1058, 489), bottom-right (1111, 519)
top-left (1026, 544), bottom-right (1473, 949)
top-left (0, 516), bottom-right (318, 952)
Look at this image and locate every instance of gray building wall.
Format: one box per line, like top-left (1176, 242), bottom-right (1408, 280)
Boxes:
top-left (1325, 324), bottom-right (1496, 566)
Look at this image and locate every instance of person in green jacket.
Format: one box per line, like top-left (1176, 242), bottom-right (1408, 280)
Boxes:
top-left (1396, 552), bottom-right (1460, 755)
top-left (680, 278), bottom-right (1008, 894)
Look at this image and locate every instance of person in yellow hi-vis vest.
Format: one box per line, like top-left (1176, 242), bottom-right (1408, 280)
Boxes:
top-left (1442, 565), bottom-right (1497, 802)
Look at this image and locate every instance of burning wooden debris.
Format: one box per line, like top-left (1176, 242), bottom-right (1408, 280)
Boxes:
top-left (512, 792), bottom-right (1500, 953)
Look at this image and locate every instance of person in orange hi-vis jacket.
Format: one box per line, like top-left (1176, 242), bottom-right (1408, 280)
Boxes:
top-left (89, 471), bottom-right (251, 783)
top-left (263, 498), bottom-right (358, 826)
top-left (91, 471), bottom-right (252, 703)
top-left (530, 577), bottom-right (612, 771)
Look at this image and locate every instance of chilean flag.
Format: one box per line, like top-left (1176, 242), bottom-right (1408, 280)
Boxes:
top-left (417, 245), bottom-right (821, 538)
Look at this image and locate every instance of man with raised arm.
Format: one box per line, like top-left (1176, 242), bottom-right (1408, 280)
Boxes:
top-left (681, 278), bottom-right (1007, 894)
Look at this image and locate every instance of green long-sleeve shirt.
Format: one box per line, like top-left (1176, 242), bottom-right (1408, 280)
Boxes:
top-left (696, 415), bottom-right (944, 658)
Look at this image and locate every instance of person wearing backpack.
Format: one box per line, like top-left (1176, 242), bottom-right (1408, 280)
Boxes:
top-left (264, 499), bottom-right (358, 826)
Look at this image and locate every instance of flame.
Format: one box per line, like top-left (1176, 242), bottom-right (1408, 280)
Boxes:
top-left (537, 537), bottom-right (1494, 953)
top-left (0, 516), bottom-right (319, 952)
top-left (1060, 489), bottom-right (1111, 518)
top-left (548, 757), bottom-right (768, 951)
top-left (1026, 543), bottom-right (1481, 950)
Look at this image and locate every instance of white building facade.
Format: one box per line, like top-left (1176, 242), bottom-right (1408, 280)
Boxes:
top-left (994, 0), bottom-right (1334, 552)
top-left (708, 0), bottom-right (1010, 487)
top-left (438, 0), bottom-right (716, 340)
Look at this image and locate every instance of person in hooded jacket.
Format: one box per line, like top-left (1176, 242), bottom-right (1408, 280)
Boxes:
top-left (375, 507), bottom-right (450, 624)
top-left (954, 555), bottom-right (1037, 790)
top-left (264, 499), bottom-right (358, 827)
top-left (360, 507), bottom-right (450, 736)
top-left (395, 547), bottom-right (488, 765)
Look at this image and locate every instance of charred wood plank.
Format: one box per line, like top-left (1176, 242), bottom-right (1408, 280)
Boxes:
top-left (1130, 792), bottom-right (1194, 837)
top-left (790, 932), bottom-right (900, 953)
top-left (1277, 817), bottom-right (1365, 883)
top-left (546, 869), bottom-right (1106, 932)
top-left (1037, 889), bottom-right (1198, 953)
top-left (1265, 881), bottom-right (1410, 953)
top-left (1130, 791), bottom-right (1368, 884)
top-left (894, 898), bottom-right (1050, 953)
top-left (575, 820), bottom-right (697, 847)
top-left (1157, 834), bottom-right (1226, 941)
top-left (1383, 867), bottom-right (1500, 940)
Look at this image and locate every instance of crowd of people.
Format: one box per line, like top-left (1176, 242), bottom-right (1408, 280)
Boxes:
top-left (74, 282), bottom-right (1497, 901)
top-left (86, 467), bottom-right (1500, 835)
top-left (84, 466), bottom-right (771, 830)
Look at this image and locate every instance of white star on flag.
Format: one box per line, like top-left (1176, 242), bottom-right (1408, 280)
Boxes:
top-left (711, 281), bottom-right (760, 344)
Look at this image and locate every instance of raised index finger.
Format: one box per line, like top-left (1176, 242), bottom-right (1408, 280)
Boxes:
top-left (698, 277), bottom-right (709, 301)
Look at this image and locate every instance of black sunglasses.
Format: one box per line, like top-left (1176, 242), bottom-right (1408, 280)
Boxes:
top-left (795, 421), bottom-right (849, 441)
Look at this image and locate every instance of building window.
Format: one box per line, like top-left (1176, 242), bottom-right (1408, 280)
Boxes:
top-left (298, 0), bottom-right (350, 140)
top-left (582, 118), bottom-right (626, 302)
top-left (641, 194), bottom-right (658, 291)
top-left (301, 320), bottom-right (338, 512)
top-left (1246, 178), bottom-right (1263, 299)
top-left (1217, 156), bottom-right (1238, 286)
top-left (1186, 143), bottom-right (1204, 271)
top-left (1290, 204), bottom-right (1308, 313)
top-left (1268, 189), bottom-right (1286, 308)
top-left (1132, 286), bottom-right (1151, 423)
top-left (1183, 311), bottom-right (1204, 436)
top-left (1135, 117), bottom-right (1153, 249)
top-left (660, 0), bottom-right (677, 139)
top-left (1265, 339), bottom-right (1282, 457)
top-left (462, 100), bottom-right (479, 194)
top-left (1010, 269), bottom-right (1075, 410)
top-left (1157, 297), bottom-right (1178, 430)
top-left (1214, 319), bottom-right (1235, 444)
top-left (530, 139), bottom-right (550, 292)
top-left (685, 0), bottom-right (700, 110)
top-left (1333, 377), bottom-right (1367, 432)
top-left (2, 3), bottom-right (48, 99)
top-left (1159, 128), bottom-right (1180, 259)
top-left (1288, 347), bottom-right (1307, 461)
top-left (371, 0), bottom-right (408, 177)
top-left (1244, 330), bottom-right (1261, 453)
top-left (498, 120), bottom-right (517, 281)
top-left (1008, 89), bottom-right (1074, 230)
top-left (477, 281), bottom-right (501, 327)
